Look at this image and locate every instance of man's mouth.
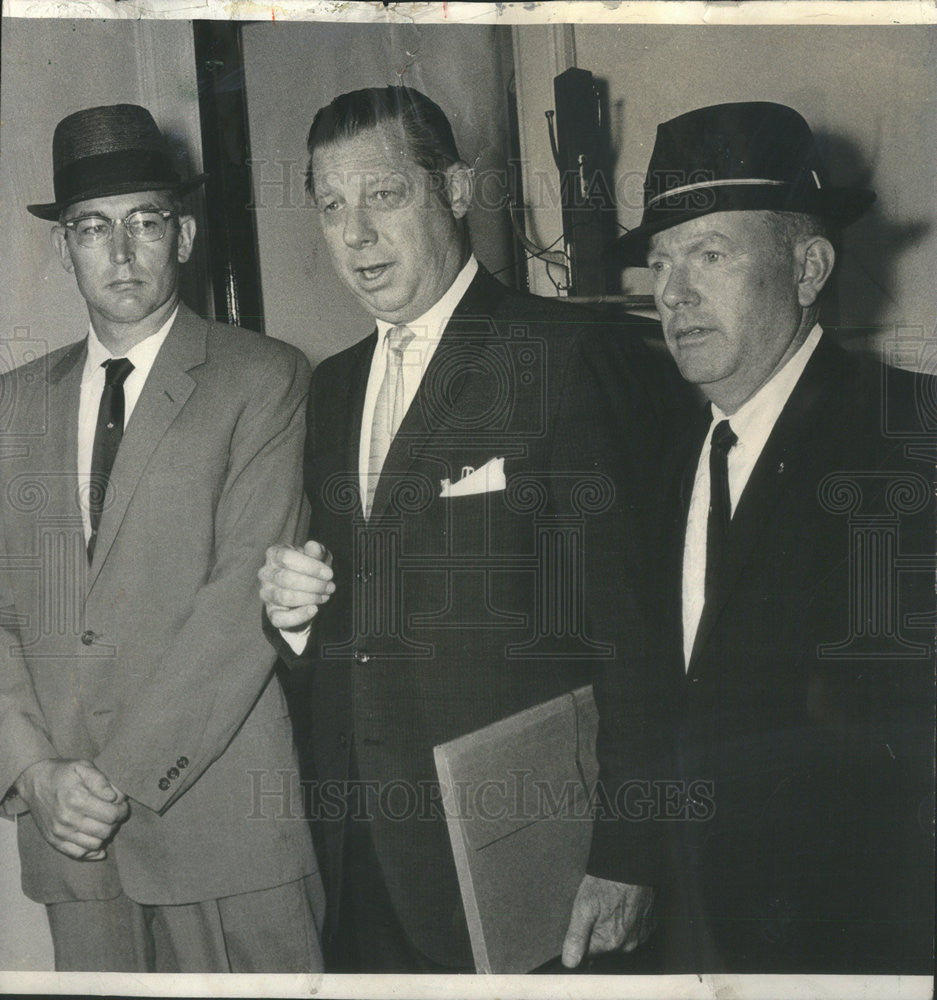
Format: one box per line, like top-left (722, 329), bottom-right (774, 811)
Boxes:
top-left (672, 326), bottom-right (711, 342)
top-left (108, 279), bottom-right (144, 289)
top-left (355, 263), bottom-right (392, 283)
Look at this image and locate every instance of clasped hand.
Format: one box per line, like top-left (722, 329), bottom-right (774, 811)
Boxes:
top-left (258, 539), bottom-right (335, 630)
top-left (16, 758), bottom-right (129, 861)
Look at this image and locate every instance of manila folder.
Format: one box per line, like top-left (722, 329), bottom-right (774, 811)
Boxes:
top-left (433, 685), bottom-right (598, 973)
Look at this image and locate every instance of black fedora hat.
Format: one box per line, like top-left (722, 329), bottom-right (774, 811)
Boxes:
top-left (27, 103), bottom-right (208, 221)
top-left (612, 102), bottom-right (876, 267)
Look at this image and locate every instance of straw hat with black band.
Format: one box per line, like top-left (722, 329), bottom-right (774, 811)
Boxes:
top-left (612, 101), bottom-right (876, 268)
top-left (27, 103), bottom-right (207, 222)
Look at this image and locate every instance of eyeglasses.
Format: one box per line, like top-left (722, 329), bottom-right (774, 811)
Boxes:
top-left (62, 210), bottom-right (176, 249)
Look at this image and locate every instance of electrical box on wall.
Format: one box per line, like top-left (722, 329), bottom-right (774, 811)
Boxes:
top-left (551, 67), bottom-right (615, 297)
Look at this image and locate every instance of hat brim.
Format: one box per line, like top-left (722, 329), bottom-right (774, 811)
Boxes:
top-left (609, 185), bottom-right (876, 267)
top-left (27, 174), bottom-right (209, 222)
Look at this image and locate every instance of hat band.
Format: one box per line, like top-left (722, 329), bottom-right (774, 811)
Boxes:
top-left (646, 177), bottom-right (794, 209)
top-left (54, 149), bottom-right (182, 208)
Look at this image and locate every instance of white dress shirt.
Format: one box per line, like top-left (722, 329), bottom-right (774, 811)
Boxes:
top-left (281, 256), bottom-right (479, 654)
top-left (357, 254), bottom-right (479, 508)
top-left (682, 323), bottom-right (824, 668)
top-left (77, 307), bottom-right (178, 543)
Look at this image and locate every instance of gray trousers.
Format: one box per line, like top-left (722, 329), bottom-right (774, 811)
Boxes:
top-left (46, 873), bottom-right (325, 973)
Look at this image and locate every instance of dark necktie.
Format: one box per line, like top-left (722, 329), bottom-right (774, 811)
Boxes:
top-left (88, 357), bottom-right (134, 562)
top-left (705, 419), bottom-right (737, 606)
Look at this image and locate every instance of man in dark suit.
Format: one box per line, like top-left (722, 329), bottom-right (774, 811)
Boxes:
top-left (0, 104), bottom-right (324, 972)
top-left (575, 102), bottom-right (935, 973)
top-left (259, 86), bottom-right (679, 972)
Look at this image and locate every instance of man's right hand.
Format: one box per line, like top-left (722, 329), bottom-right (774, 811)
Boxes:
top-left (15, 758), bottom-right (130, 861)
top-left (258, 539), bottom-right (335, 630)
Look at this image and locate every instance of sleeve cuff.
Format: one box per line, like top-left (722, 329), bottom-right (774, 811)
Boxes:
top-left (280, 624), bottom-right (311, 655)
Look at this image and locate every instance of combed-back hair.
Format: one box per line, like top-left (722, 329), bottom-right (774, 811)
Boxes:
top-left (305, 86), bottom-right (463, 197)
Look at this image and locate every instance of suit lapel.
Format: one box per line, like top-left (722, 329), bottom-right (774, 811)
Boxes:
top-left (658, 410), bottom-right (708, 674)
top-left (368, 268), bottom-right (506, 520)
top-left (678, 408), bottom-right (710, 517)
top-left (687, 336), bottom-right (848, 672)
top-left (342, 332), bottom-right (376, 520)
top-left (34, 342), bottom-right (86, 537)
top-left (87, 306), bottom-right (203, 592)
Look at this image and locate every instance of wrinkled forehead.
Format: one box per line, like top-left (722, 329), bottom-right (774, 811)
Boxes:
top-left (310, 125), bottom-right (422, 191)
top-left (62, 188), bottom-right (176, 221)
top-left (648, 210), bottom-right (776, 255)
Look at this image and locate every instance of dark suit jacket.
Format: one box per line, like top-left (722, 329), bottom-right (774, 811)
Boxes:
top-left (283, 266), bottom-right (685, 967)
top-left (591, 334), bottom-right (935, 973)
top-left (0, 305), bottom-right (319, 905)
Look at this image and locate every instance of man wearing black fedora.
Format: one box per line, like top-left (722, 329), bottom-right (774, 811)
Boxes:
top-left (0, 104), bottom-right (324, 971)
top-left (564, 102), bottom-right (935, 972)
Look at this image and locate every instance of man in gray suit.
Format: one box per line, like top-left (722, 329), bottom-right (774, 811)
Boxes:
top-left (0, 104), bottom-right (324, 972)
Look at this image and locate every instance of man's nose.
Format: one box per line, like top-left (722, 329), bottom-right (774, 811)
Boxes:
top-left (109, 222), bottom-right (136, 264)
top-left (660, 263), bottom-right (699, 310)
top-left (342, 206), bottom-right (376, 248)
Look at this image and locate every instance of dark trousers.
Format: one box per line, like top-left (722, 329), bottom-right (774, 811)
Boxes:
top-left (325, 748), bottom-right (472, 974)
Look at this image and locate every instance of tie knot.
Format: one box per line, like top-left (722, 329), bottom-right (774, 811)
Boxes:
top-left (386, 325), bottom-right (415, 358)
top-left (711, 419), bottom-right (737, 454)
top-left (103, 357), bottom-right (134, 387)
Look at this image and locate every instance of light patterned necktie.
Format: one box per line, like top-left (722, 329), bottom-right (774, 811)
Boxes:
top-left (365, 324), bottom-right (415, 518)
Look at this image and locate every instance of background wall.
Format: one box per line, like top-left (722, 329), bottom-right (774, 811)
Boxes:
top-left (515, 24), bottom-right (937, 356)
top-left (241, 22), bottom-right (517, 367)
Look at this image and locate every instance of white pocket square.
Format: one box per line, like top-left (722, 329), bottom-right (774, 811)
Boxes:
top-left (440, 457), bottom-right (506, 498)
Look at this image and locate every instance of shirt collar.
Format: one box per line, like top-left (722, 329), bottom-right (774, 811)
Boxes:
top-left (374, 255), bottom-right (479, 346)
top-left (711, 323), bottom-right (824, 442)
top-left (83, 306), bottom-right (179, 378)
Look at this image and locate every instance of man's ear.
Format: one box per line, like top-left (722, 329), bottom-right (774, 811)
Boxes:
top-left (796, 236), bottom-right (835, 308)
top-left (51, 226), bottom-right (74, 273)
top-left (176, 215), bottom-right (197, 264)
top-left (444, 162), bottom-right (474, 220)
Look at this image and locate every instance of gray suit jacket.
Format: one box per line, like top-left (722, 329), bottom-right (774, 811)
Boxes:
top-left (0, 304), bottom-right (319, 905)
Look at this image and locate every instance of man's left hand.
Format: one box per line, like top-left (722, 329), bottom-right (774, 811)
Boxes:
top-left (561, 875), bottom-right (657, 967)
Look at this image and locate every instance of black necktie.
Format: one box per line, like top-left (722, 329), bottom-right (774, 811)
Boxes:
top-left (705, 419), bottom-right (737, 606)
top-left (88, 357), bottom-right (134, 562)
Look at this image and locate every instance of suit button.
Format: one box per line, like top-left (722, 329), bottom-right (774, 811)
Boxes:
top-left (354, 649), bottom-right (370, 664)
top-left (80, 630), bottom-right (96, 646)
top-left (177, 757), bottom-right (189, 769)
top-left (158, 777), bottom-right (171, 791)
top-left (168, 767), bottom-right (180, 780)
top-left (338, 733), bottom-right (348, 748)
